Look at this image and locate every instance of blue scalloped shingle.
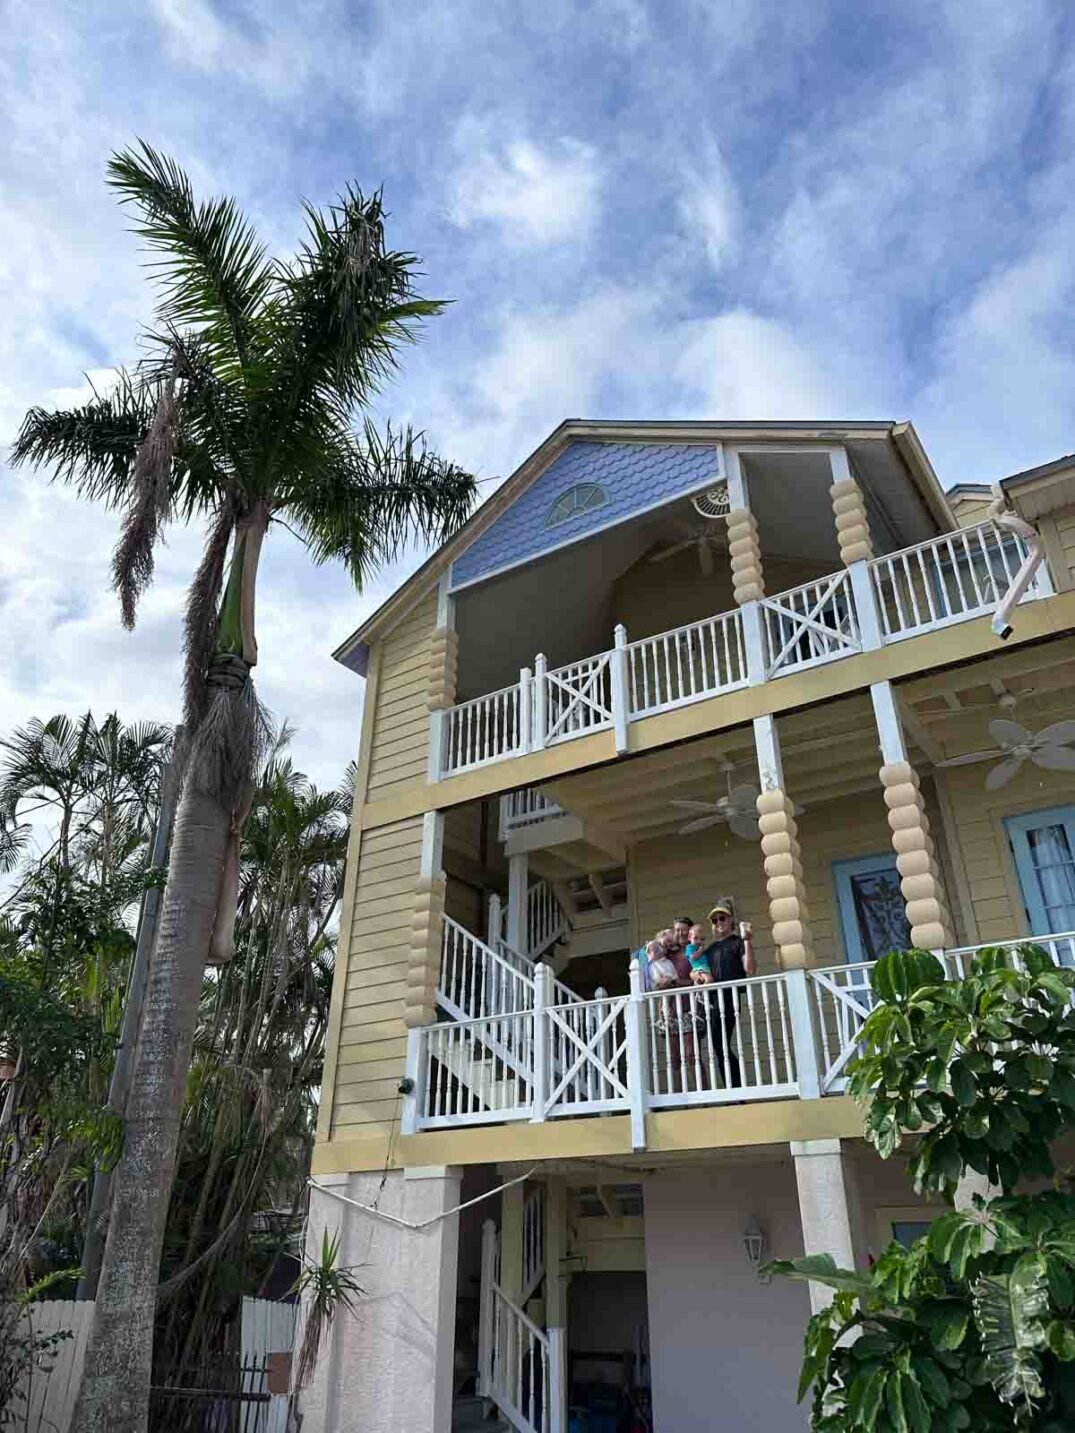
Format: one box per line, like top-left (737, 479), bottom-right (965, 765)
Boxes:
top-left (451, 441), bottom-right (721, 588)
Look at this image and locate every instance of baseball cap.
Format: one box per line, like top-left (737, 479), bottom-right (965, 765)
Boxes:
top-left (708, 903), bottom-right (732, 919)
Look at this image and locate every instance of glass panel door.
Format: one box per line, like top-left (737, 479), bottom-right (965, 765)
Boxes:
top-left (834, 854), bottom-right (912, 965)
top-left (1005, 806), bottom-right (1075, 938)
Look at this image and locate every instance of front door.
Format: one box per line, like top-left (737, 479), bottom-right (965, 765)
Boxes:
top-left (834, 853), bottom-right (912, 965)
top-left (1005, 806), bottom-right (1075, 947)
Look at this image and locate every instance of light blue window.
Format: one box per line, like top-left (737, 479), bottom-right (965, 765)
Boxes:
top-left (1005, 806), bottom-right (1075, 940)
top-left (833, 854), bottom-right (912, 965)
top-left (545, 482), bottom-right (608, 528)
top-left (891, 1220), bottom-right (932, 1249)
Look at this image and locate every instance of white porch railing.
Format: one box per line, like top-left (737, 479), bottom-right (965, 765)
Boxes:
top-left (419, 1009), bottom-right (536, 1127)
top-left (499, 789), bottom-right (565, 839)
top-left (439, 917), bottom-right (534, 1022)
top-left (486, 1282), bottom-right (557, 1433)
top-left (759, 569), bottom-right (860, 677)
top-left (438, 524), bottom-right (1052, 779)
top-left (869, 521), bottom-right (1040, 641)
top-left (627, 609), bottom-right (747, 718)
top-left (644, 975), bottom-right (798, 1106)
top-left (540, 995), bottom-right (631, 1119)
top-left (443, 682), bottom-right (526, 774)
top-left (527, 881), bottom-right (570, 962)
top-left (944, 928), bottom-right (1075, 976)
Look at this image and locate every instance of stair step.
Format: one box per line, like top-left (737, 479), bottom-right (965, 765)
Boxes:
top-left (452, 1394), bottom-right (511, 1430)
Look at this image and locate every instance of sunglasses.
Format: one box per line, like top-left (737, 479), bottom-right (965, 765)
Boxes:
top-left (712, 913), bottom-right (732, 921)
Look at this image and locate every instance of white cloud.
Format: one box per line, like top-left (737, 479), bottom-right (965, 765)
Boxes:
top-left (448, 131), bottom-right (603, 247)
top-left (677, 141), bottom-right (740, 271)
top-left (674, 309), bottom-right (840, 418)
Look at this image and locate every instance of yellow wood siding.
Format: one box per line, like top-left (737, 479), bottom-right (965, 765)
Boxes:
top-left (1054, 506), bottom-right (1075, 590)
top-left (613, 552), bottom-right (827, 642)
top-left (330, 813), bottom-right (423, 1140)
top-left (365, 589), bottom-right (438, 801)
top-left (949, 494), bottom-right (994, 529)
top-left (630, 790), bottom-right (896, 971)
top-left (937, 761), bottom-right (1075, 942)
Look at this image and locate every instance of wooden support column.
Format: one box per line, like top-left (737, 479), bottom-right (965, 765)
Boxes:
top-left (870, 682), bottom-right (954, 951)
top-left (829, 448), bottom-right (874, 566)
top-left (725, 448), bottom-right (767, 685)
top-left (507, 853), bottom-right (529, 955)
top-left (500, 1182), bottom-right (525, 1305)
top-left (427, 573), bottom-right (458, 781)
top-left (404, 812), bottom-right (446, 1029)
top-left (754, 715), bottom-right (814, 969)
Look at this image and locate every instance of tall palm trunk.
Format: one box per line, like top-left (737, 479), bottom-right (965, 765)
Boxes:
top-left (70, 786), bottom-right (230, 1433)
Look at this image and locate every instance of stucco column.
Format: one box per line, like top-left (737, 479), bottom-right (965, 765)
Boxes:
top-left (754, 715), bottom-right (814, 969)
top-left (791, 1139), bottom-right (856, 1313)
top-left (300, 1165), bottom-right (463, 1433)
top-left (870, 682), bottom-right (954, 951)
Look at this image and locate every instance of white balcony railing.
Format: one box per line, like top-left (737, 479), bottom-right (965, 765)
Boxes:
top-left (869, 521), bottom-right (1038, 641)
top-left (499, 789), bottom-right (565, 839)
top-left (759, 568), bottom-right (860, 677)
top-left (627, 609), bottom-right (747, 719)
top-left (438, 526), bottom-right (1049, 778)
top-left (407, 928), bottom-right (1075, 1146)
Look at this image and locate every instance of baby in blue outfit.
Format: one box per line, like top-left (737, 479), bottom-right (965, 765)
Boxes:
top-left (685, 922), bottom-right (712, 985)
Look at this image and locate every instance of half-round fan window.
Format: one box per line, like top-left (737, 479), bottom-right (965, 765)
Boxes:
top-left (546, 482), bottom-right (608, 528)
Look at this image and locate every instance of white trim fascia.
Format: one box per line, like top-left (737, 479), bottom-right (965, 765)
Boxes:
top-left (447, 445), bottom-right (725, 595)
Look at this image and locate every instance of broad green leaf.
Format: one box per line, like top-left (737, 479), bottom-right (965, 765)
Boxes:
top-left (1051, 1064), bottom-right (1075, 1110)
top-left (847, 1365), bottom-right (886, 1428)
top-left (925, 1301), bottom-right (969, 1350)
top-left (910, 1354), bottom-right (950, 1407)
top-left (885, 1366), bottom-right (909, 1433)
top-left (902, 1372), bottom-right (931, 1433)
top-left (1026, 1052), bottom-right (1054, 1084)
top-left (949, 1059), bottom-right (977, 1106)
top-left (971, 1256), bottom-right (1048, 1412)
top-left (926, 1058), bottom-right (948, 1093)
top-left (763, 1254), bottom-right (875, 1296)
top-left (1047, 1320), bottom-right (1075, 1361)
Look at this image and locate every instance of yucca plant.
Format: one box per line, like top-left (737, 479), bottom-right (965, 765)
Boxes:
top-left (289, 1229), bottom-right (365, 1395)
top-left (12, 142), bottom-right (476, 1433)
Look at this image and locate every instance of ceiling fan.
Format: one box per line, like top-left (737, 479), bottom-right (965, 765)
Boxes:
top-left (647, 482), bottom-right (730, 575)
top-left (940, 695), bottom-right (1075, 790)
top-left (670, 761), bottom-right (763, 841)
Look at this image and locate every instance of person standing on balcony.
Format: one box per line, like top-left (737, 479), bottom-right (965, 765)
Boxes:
top-left (700, 901), bottom-right (755, 1089)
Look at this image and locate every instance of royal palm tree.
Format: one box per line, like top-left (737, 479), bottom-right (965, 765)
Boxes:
top-left (12, 143), bottom-right (476, 1433)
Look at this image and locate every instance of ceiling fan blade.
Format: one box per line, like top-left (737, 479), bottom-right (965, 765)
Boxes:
top-left (727, 812), bottom-right (762, 841)
top-left (670, 798), bottom-right (723, 813)
top-left (728, 785), bottom-right (760, 809)
top-left (985, 755), bottom-right (1024, 791)
top-left (988, 718), bottom-right (1032, 752)
top-left (678, 814), bottom-right (724, 836)
top-left (648, 539), bottom-right (693, 564)
top-left (698, 537), bottom-right (715, 577)
top-left (1032, 745), bottom-right (1075, 772)
top-left (1033, 720), bottom-right (1075, 748)
top-left (939, 748), bottom-right (1001, 769)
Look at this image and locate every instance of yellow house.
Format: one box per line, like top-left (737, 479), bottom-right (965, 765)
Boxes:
top-left (301, 422), bottom-right (1075, 1433)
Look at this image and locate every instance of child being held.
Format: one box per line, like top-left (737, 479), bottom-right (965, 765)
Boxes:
top-left (685, 923), bottom-right (712, 985)
top-left (646, 939), bottom-right (679, 989)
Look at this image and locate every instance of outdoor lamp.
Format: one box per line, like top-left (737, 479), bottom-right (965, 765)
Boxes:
top-left (743, 1216), bottom-right (768, 1280)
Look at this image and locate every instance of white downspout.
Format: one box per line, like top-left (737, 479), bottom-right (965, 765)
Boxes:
top-left (987, 490), bottom-right (1046, 640)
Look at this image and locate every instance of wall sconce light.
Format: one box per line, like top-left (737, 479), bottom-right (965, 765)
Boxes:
top-left (743, 1216), bottom-right (769, 1282)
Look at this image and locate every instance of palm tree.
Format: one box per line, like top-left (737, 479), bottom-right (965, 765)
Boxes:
top-left (12, 143), bottom-right (476, 1433)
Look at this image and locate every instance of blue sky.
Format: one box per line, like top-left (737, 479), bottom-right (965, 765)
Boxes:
top-left (2, 0), bottom-right (1075, 793)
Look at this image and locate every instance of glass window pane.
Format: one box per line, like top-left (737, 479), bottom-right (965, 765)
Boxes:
top-left (850, 869), bottom-right (912, 962)
top-left (891, 1220), bottom-right (932, 1249)
top-left (1026, 824), bottom-right (1075, 932)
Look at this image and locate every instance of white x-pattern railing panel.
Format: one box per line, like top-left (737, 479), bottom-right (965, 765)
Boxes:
top-left (627, 609), bottom-right (747, 719)
top-left (869, 521), bottom-right (1039, 641)
top-left (645, 975), bottom-right (797, 1106)
top-left (443, 683), bottom-right (526, 775)
top-left (540, 654), bottom-right (614, 745)
top-left (759, 568), bottom-right (861, 678)
top-left (540, 996), bottom-right (631, 1119)
top-left (807, 963), bottom-right (877, 1093)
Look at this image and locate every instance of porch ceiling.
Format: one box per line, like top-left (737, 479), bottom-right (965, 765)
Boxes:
top-left (540, 693), bottom-right (913, 843)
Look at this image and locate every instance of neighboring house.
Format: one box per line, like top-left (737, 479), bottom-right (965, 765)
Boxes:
top-left (300, 421), bottom-right (1075, 1433)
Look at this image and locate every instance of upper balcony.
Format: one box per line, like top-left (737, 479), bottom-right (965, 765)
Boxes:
top-left (437, 513), bottom-right (1049, 781)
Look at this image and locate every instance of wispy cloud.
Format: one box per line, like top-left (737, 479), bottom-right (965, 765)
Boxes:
top-left (448, 128), bottom-right (603, 247)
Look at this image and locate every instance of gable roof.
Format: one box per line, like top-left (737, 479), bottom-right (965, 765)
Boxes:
top-left (333, 417), bottom-right (948, 674)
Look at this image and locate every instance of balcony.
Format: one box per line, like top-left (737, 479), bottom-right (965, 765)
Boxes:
top-left (401, 924), bottom-right (1075, 1150)
top-left (437, 521), bottom-right (1047, 779)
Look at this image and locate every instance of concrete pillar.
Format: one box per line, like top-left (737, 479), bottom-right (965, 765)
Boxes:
top-left (300, 1165), bottom-right (463, 1433)
top-left (499, 1180), bottom-right (525, 1303)
top-left (754, 715), bottom-right (814, 969)
top-left (870, 682), bottom-right (954, 951)
top-left (791, 1139), bottom-right (856, 1313)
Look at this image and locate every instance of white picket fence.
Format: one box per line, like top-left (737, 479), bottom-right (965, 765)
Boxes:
top-left (7, 1296), bottom-right (295, 1433)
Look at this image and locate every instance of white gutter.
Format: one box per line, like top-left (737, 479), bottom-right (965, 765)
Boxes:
top-left (987, 491), bottom-right (1046, 640)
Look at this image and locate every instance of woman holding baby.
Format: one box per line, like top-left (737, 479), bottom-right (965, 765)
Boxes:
top-left (643, 901), bottom-right (755, 1090)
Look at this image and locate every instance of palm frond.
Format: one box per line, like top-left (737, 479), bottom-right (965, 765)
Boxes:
top-left (107, 141), bottom-right (272, 372)
top-left (281, 420), bottom-right (476, 588)
top-left (183, 507), bottom-right (235, 729)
